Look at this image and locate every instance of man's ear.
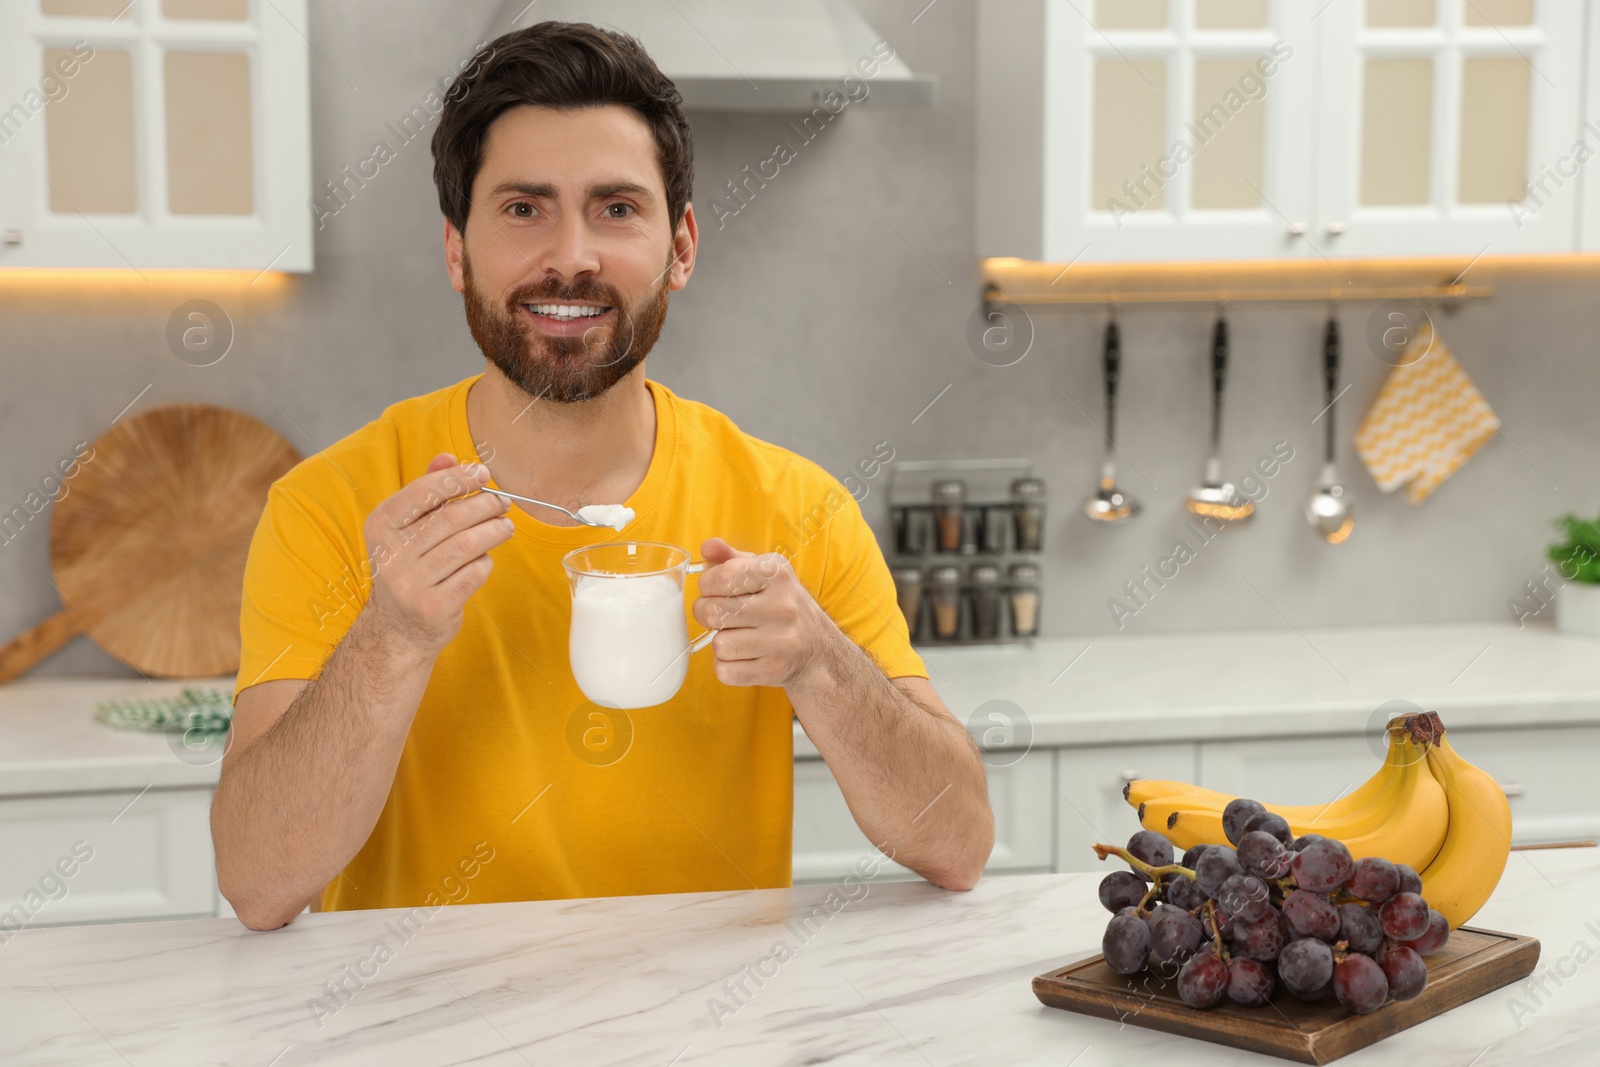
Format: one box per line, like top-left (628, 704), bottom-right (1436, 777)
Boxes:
top-left (444, 218), bottom-right (466, 292)
top-left (667, 202), bottom-right (698, 291)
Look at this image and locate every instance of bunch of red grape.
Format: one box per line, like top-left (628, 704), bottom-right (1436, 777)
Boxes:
top-left (1096, 798), bottom-right (1451, 1014)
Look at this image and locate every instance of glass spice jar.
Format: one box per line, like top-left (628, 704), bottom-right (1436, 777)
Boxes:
top-left (1010, 477), bottom-right (1046, 553)
top-left (927, 564), bottom-right (963, 639)
top-left (1008, 561), bottom-right (1041, 637)
top-left (931, 480), bottom-right (966, 553)
top-left (891, 566), bottom-right (925, 639)
top-left (968, 562), bottom-right (1002, 639)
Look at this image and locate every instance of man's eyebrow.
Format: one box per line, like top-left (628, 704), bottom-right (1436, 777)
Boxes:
top-left (485, 180), bottom-right (654, 201)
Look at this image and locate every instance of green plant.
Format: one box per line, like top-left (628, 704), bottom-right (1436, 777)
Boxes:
top-left (1548, 514), bottom-right (1600, 584)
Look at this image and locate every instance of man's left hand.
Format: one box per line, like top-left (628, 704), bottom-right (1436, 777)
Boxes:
top-left (691, 537), bottom-right (835, 689)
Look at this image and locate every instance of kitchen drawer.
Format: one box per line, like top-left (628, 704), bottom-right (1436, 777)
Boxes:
top-left (0, 787), bottom-right (216, 930)
top-left (1199, 734), bottom-right (1380, 810)
top-left (1055, 743), bottom-right (1199, 873)
top-left (792, 752), bottom-right (1053, 885)
top-left (1447, 726), bottom-right (1600, 846)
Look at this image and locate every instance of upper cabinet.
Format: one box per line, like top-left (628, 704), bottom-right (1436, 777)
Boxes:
top-left (0, 0), bottom-right (313, 272)
top-left (978, 0), bottom-right (1586, 263)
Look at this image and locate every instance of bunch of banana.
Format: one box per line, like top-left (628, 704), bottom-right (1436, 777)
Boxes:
top-left (1123, 712), bottom-right (1510, 928)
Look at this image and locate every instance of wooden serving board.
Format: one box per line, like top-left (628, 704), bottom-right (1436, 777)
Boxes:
top-left (1033, 927), bottom-right (1539, 1065)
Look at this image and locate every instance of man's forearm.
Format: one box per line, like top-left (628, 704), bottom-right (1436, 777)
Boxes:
top-left (786, 626), bottom-right (993, 889)
top-left (212, 610), bottom-right (435, 928)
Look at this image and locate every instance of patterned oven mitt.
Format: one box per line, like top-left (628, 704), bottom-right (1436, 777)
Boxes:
top-left (1354, 324), bottom-right (1499, 504)
top-left (95, 686), bottom-right (232, 733)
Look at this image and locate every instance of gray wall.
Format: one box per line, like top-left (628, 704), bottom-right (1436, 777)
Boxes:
top-left (3, 0), bottom-right (1598, 678)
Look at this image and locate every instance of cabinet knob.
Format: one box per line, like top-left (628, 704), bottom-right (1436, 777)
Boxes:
top-left (2, 229), bottom-right (20, 247)
top-left (1118, 769), bottom-right (1140, 783)
top-left (1324, 221), bottom-right (1348, 236)
top-left (1286, 222), bottom-right (1308, 237)
top-left (1499, 781), bottom-right (1527, 798)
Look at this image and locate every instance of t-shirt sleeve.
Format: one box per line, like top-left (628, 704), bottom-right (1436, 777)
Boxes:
top-left (813, 485), bottom-right (927, 681)
top-left (233, 479), bottom-right (370, 705)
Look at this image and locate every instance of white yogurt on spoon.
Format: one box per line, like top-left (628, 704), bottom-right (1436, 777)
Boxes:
top-left (576, 504), bottom-right (635, 532)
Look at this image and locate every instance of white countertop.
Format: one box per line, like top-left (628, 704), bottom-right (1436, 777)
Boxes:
top-left (792, 621), bottom-right (1600, 755)
top-left (0, 676), bottom-right (230, 796)
top-left (1, 846), bottom-right (1591, 1065)
top-left (6, 623), bottom-right (1598, 784)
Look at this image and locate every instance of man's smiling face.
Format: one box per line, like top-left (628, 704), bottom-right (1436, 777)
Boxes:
top-left (447, 104), bottom-right (696, 403)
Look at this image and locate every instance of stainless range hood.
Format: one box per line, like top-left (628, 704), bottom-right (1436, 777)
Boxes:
top-left (489, 0), bottom-right (937, 111)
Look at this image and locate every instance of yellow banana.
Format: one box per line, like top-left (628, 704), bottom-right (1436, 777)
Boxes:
top-left (1331, 743), bottom-right (1449, 872)
top-left (1155, 760), bottom-right (1405, 847)
top-left (1420, 733), bottom-right (1513, 929)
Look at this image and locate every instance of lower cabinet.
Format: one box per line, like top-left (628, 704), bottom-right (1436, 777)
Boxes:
top-left (1054, 743), bottom-right (1200, 873)
top-left (0, 787), bottom-right (217, 931)
top-left (792, 750), bottom-right (1055, 885)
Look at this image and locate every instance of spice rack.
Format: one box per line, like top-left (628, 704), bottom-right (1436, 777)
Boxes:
top-left (884, 459), bottom-right (1042, 648)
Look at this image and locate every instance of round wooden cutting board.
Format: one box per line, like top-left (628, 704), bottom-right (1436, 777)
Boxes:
top-left (0, 404), bottom-right (302, 682)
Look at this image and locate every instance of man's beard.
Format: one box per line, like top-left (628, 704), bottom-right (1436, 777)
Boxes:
top-left (461, 254), bottom-right (670, 404)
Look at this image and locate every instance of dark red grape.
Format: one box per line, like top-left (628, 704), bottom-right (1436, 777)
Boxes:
top-left (1338, 902), bottom-right (1384, 955)
top-left (1230, 912), bottom-right (1286, 961)
top-left (1104, 913), bottom-right (1151, 975)
top-left (1182, 844), bottom-right (1212, 869)
top-left (1400, 909), bottom-right (1450, 956)
top-left (1128, 830), bottom-right (1175, 873)
top-left (1241, 810), bottom-right (1293, 847)
top-left (1394, 863), bottom-right (1423, 896)
top-left (1177, 951), bottom-right (1230, 1008)
top-left (1283, 888), bottom-right (1341, 940)
top-left (1195, 845), bottom-right (1243, 897)
top-left (1165, 872), bottom-right (1207, 912)
top-left (1099, 870), bottom-right (1148, 913)
top-left (1150, 910), bottom-right (1204, 965)
top-left (1290, 839), bottom-right (1355, 893)
top-left (1333, 953), bottom-right (1389, 1014)
top-left (1348, 857), bottom-right (1400, 904)
top-left (1379, 893), bottom-right (1429, 941)
top-left (1292, 833), bottom-right (1326, 852)
top-left (1278, 938), bottom-right (1334, 1000)
top-left (1237, 829), bottom-right (1292, 879)
top-left (1143, 902), bottom-right (1185, 933)
top-left (1223, 798), bottom-right (1266, 844)
top-left (1219, 873), bottom-right (1274, 923)
top-left (1226, 956), bottom-right (1276, 1007)
top-left (1379, 945), bottom-right (1428, 1001)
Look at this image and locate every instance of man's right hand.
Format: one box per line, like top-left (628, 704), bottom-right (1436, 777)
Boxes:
top-left (361, 453), bottom-right (514, 657)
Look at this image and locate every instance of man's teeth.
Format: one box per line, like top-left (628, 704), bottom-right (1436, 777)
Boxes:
top-left (528, 304), bottom-right (608, 321)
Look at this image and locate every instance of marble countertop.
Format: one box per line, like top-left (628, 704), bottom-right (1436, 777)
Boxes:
top-left (792, 621), bottom-right (1600, 756)
top-left (2, 846), bottom-right (1592, 1066)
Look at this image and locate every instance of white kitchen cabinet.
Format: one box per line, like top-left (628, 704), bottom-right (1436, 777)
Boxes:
top-left (1054, 742), bottom-right (1198, 873)
top-left (1310, 0), bottom-right (1583, 257)
top-left (792, 751), bottom-right (1055, 884)
top-left (977, 0), bottom-right (1584, 262)
top-left (0, 786), bottom-right (216, 930)
top-left (1198, 732), bottom-right (1381, 809)
top-left (0, 0), bottom-right (312, 271)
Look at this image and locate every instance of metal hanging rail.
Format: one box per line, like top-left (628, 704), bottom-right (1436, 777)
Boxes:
top-left (982, 282), bottom-right (1493, 311)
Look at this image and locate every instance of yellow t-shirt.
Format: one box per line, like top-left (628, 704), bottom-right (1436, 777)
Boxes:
top-left (234, 374), bottom-right (925, 911)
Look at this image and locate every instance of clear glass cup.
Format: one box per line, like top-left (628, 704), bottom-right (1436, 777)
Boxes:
top-left (562, 542), bottom-right (717, 709)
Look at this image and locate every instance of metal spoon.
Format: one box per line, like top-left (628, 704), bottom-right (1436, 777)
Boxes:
top-left (1084, 319), bottom-right (1141, 523)
top-left (478, 485), bottom-right (633, 530)
top-left (1306, 315), bottom-right (1355, 544)
top-left (1184, 314), bottom-right (1254, 524)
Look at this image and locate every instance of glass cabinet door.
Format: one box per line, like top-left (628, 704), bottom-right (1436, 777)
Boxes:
top-left (0, 0), bottom-right (311, 271)
top-left (1311, 0), bottom-right (1582, 257)
top-left (1038, 0), bottom-right (1318, 262)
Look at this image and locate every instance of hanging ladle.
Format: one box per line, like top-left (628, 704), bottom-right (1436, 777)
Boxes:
top-left (1306, 315), bottom-right (1355, 544)
top-left (1084, 318), bottom-right (1141, 523)
top-left (1184, 313), bottom-right (1254, 524)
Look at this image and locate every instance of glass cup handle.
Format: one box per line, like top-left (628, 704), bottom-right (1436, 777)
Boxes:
top-left (685, 559), bottom-right (720, 653)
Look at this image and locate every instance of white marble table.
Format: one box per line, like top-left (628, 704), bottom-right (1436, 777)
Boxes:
top-left (2, 847), bottom-right (1594, 1065)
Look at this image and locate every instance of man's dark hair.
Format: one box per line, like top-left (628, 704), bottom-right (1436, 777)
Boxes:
top-left (431, 21), bottom-right (695, 235)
